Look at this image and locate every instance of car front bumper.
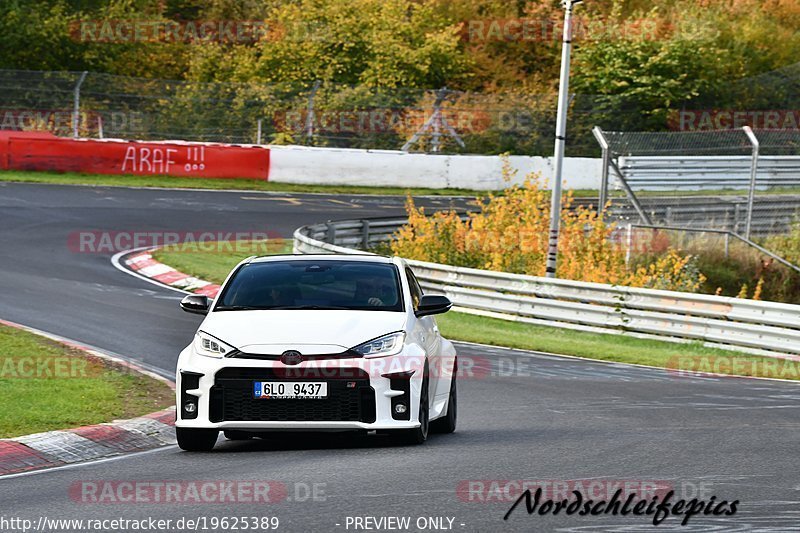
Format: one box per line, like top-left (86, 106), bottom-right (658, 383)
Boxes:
top-left (175, 347), bottom-right (431, 431)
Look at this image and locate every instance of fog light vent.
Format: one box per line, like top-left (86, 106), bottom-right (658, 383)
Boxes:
top-left (180, 371), bottom-right (203, 420)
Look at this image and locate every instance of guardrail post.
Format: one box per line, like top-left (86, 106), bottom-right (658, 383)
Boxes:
top-left (743, 126), bottom-right (760, 239)
top-left (625, 223), bottom-right (633, 266)
top-left (361, 219), bottom-right (371, 250)
top-left (608, 158), bottom-right (653, 225)
top-left (401, 88), bottom-right (465, 153)
top-left (734, 203), bottom-right (741, 234)
top-left (72, 71), bottom-right (88, 139)
top-left (592, 127), bottom-right (610, 217)
top-left (305, 80), bottom-right (322, 145)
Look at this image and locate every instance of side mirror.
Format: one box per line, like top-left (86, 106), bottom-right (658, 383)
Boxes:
top-left (180, 294), bottom-right (210, 315)
top-left (415, 295), bottom-right (452, 317)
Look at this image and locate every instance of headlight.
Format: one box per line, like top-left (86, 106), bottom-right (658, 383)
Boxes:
top-left (351, 332), bottom-right (405, 358)
top-left (194, 331), bottom-right (235, 358)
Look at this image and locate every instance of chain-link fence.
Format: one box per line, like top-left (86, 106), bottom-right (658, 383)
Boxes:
top-left (0, 69), bottom-right (654, 156)
top-left (0, 69), bottom-right (309, 144)
top-left (618, 224), bottom-right (800, 303)
top-left (594, 127), bottom-right (800, 238)
top-left (693, 61), bottom-right (800, 115)
top-left (3, 65), bottom-right (798, 157)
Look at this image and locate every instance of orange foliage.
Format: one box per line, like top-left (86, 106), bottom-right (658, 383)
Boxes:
top-left (392, 168), bottom-right (706, 292)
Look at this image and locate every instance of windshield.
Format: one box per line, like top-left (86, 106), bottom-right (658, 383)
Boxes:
top-left (215, 260), bottom-right (404, 312)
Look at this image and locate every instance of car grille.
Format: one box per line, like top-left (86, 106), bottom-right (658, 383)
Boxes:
top-left (209, 368), bottom-right (376, 424)
top-left (226, 350), bottom-right (363, 360)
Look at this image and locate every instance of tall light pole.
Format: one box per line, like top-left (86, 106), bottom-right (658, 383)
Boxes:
top-left (545, 0), bottom-right (582, 278)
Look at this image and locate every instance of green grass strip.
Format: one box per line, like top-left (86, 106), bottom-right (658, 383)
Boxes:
top-left (0, 325), bottom-right (174, 438)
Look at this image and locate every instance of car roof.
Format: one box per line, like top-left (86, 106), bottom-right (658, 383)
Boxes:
top-left (248, 254), bottom-right (397, 265)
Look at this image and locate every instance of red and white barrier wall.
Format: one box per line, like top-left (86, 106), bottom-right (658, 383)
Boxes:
top-left (0, 131), bottom-right (270, 180)
top-left (0, 131), bottom-right (602, 190)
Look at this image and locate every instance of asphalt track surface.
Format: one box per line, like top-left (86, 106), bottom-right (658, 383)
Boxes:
top-left (0, 182), bottom-right (799, 533)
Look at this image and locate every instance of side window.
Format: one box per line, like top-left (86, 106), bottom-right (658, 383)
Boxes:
top-left (405, 268), bottom-right (423, 310)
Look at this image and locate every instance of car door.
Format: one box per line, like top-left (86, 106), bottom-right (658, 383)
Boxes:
top-left (406, 267), bottom-right (441, 401)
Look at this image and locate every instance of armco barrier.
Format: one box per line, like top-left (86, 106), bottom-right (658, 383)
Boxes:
top-left (294, 217), bottom-right (800, 359)
top-left (0, 131), bottom-right (269, 180)
top-left (621, 155), bottom-right (800, 190)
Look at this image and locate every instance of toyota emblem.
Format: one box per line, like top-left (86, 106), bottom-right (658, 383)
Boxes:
top-left (280, 350), bottom-right (304, 365)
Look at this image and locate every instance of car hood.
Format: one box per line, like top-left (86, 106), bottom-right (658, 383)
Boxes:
top-left (200, 309), bottom-right (407, 355)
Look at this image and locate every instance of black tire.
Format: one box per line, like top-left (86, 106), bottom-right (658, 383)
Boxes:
top-left (431, 369), bottom-right (457, 434)
top-left (224, 430), bottom-right (252, 441)
top-left (394, 372), bottom-right (429, 445)
top-left (176, 428), bottom-right (218, 451)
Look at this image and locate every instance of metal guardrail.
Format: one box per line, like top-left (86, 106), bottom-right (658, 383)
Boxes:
top-left (628, 224), bottom-right (800, 275)
top-left (620, 156), bottom-right (800, 189)
top-left (594, 128), bottom-right (800, 240)
top-left (609, 195), bottom-right (800, 235)
top-left (294, 217), bottom-right (800, 359)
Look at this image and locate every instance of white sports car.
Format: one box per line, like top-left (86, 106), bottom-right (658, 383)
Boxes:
top-left (175, 254), bottom-right (458, 451)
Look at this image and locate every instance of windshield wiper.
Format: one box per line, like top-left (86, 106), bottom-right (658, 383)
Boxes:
top-left (214, 305), bottom-right (264, 311)
top-left (269, 305), bottom-right (351, 310)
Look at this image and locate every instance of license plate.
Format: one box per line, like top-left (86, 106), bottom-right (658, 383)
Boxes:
top-left (253, 381), bottom-right (327, 399)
